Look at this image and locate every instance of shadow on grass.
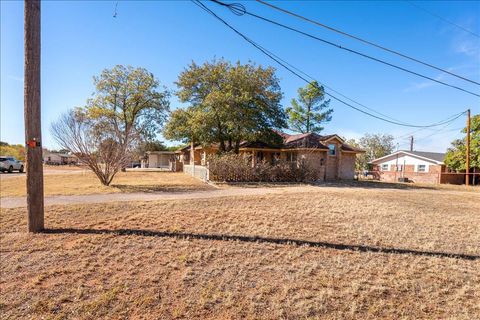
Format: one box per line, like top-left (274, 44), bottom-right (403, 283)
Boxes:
top-left (110, 184), bottom-right (212, 193)
top-left (45, 228), bottom-right (479, 261)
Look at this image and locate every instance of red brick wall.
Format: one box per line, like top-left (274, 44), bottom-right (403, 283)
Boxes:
top-left (404, 165), bottom-right (414, 172)
top-left (377, 164), bottom-right (445, 184)
top-left (299, 151), bottom-right (327, 182)
top-left (339, 153), bottom-right (356, 179)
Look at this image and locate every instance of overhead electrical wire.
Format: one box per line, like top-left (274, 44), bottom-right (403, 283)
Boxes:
top-left (405, 0), bottom-right (480, 38)
top-left (209, 0), bottom-right (480, 98)
top-left (192, 0), bottom-right (468, 129)
top-left (397, 125), bottom-right (463, 148)
top-left (396, 115), bottom-right (464, 147)
top-left (253, 0), bottom-right (480, 85)
top-left (393, 111), bottom-right (466, 140)
top-left (414, 126), bottom-right (464, 142)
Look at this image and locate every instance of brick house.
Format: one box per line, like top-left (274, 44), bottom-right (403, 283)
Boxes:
top-left (176, 132), bottom-right (364, 181)
top-left (370, 150), bottom-right (464, 184)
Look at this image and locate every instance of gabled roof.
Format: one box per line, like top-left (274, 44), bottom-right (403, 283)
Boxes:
top-left (404, 151), bottom-right (445, 163)
top-left (370, 150), bottom-right (445, 165)
top-left (283, 132), bottom-right (329, 149)
top-left (318, 134), bottom-right (345, 143)
top-left (177, 131), bottom-right (363, 153)
top-left (340, 143), bottom-right (365, 153)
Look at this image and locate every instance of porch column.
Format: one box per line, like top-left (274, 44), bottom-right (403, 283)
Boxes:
top-left (251, 151), bottom-right (256, 167)
top-left (190, 141), bottom-right (195, 165)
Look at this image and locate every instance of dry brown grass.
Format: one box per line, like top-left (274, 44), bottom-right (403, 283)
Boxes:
top-left (1, 186), bottom-right (479, 319)
top-left (0, 171), bottom-right (212, 197)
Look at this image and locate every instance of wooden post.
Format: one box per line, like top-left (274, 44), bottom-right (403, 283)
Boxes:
top-left (466, 109), bottom-right (470, 186)
top-left (24, 0), bottom-right (44, 232)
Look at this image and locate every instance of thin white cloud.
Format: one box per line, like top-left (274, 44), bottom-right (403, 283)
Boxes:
top-left (7, 75), bottom-right (23, 82)
top-left (454, 37), bottom-right (480, 57)
top-left (403, 72), bottom-right (448, 92)
top-left (403, 64), bottom-right (479, 92)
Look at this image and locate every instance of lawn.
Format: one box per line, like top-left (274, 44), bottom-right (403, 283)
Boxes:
top-left (1, 185), bottom-right (479, 319)
top-left (0, 170), bottom-right (213, 197)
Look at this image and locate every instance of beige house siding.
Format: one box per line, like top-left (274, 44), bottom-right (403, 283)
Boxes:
top-left (339, 153), bottom-right (356, 179)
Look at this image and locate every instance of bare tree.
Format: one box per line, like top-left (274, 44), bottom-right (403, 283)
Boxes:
top-left (51, 109), bottom-right (130, 186)
top-left (51, 65), bottom-right (169, 186)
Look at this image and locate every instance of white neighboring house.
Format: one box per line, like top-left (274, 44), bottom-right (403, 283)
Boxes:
top-left (143, 151), bottom-right (175, 169)
top-left (43, 151), bottom-right (78, 165)
top-left (370, 150), bottom-right (453, 184)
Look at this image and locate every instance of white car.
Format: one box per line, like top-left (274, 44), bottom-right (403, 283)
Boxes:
top-left (0, 156), bottom-right (24, 173)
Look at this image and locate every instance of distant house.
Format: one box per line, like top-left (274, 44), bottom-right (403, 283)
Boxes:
top-left (143, 151), bottom-right (176, 169)
top-left (370, 150), bottom-right (464, 184)
top-left (43, 151), bottom-right (78, 165)
top-left (176, 131), bottom-right (364, 181)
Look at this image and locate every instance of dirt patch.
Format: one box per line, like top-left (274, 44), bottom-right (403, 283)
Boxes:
top-left (1, 186), bottom-right (479, 319)
top-left (0, 171), bottom-right (212, 197)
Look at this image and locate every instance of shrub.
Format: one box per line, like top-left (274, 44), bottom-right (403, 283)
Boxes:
top-left (208, 153), bottom-right (319, 182)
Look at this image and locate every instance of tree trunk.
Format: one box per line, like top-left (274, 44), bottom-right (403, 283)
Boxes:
top-left (306, 103), bottom-right (311, 133)
top-left (219, 139), bottom-right (226, 153)
top-left (234, 140), bottom-right (240, 154)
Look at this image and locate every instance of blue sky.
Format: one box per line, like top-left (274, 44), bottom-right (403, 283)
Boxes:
top-left (1, 0), bottom-right (479, 152)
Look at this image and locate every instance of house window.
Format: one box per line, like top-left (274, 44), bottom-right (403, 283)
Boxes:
top-left (381, 164), bottom-right (388, 171)
top-left (417, 164), bottom-right (426, 172)
top-left (328, 144), bottom-right (336, 156)
top-left (256, 151), bottom-right (264, 162)
top-left (396, 165), bottom-right (403, 172)
top-left (286, 152), bottom-right (297, 162)
top-left (271, 152), bottom-right (281, 165)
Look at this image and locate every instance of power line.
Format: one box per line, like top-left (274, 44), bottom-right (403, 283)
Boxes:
top-left (209, 0), bottom-right (480, 98)
top-left (405, 1), bottom-right (480, 38)
top-left (192, 0), bottom-right (468, 129)
top-left (254, 0), bottom-right (480, 85)
top-left (394, 111), bottom-right (465, 140)
top-left (239, 32), bottom-right (413, 125)
top-left (397, 126), bottom-right (463, 148)
top-left (397, 117), bottom-right (463, 146)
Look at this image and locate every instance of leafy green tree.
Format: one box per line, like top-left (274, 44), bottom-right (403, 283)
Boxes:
top-left (286, 81), bottom-right (333, 133)
top-left (86, 65), bottom-right (170, 146)
top-left (163, 108), bottom-right (209, 145)
top-left (172, 59), bottom-right (286, 153)
top-left (445, 114), bottom-right (480, 171)
top-left (347, 133), bottom-right (395, 170)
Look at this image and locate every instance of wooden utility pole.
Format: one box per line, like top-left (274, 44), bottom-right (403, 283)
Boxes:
top-left (465, 109), bottom-right (471, 186)
top-left (410, 136), bottom-right (414, 152)
top-left (24, 0), bottom-right (44, 232)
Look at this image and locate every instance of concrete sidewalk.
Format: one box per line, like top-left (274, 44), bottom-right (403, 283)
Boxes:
top-left (0, 186), bottom-right (308, 209)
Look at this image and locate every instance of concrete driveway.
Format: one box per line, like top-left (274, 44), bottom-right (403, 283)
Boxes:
top-left (0, 185), bottom-right (316, 209)
top-left (0, 172), bottom-right (26, 180)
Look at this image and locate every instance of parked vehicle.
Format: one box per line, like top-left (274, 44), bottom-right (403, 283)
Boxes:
top-left (0, 156), bottom-right (24, 173)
